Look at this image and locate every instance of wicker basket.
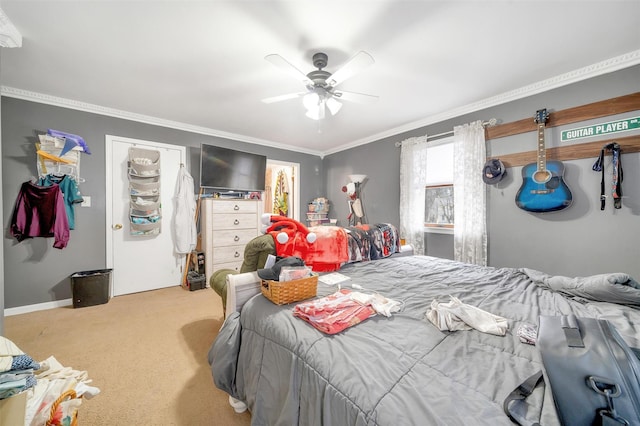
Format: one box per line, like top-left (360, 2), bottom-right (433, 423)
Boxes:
top-left (261, 274), bottom-right (318, 305)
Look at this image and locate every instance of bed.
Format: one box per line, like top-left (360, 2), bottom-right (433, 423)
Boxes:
top-left (208, 255), bottom-right (640, 425)
top-left (209, 223), bottom-right (404, 312)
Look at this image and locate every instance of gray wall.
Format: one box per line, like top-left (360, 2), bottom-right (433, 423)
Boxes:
top-left (324, 65), bottom-right (640, 278)
top-left (2, 65), bottom-right (638, 311)
top-left (1, 98), bottom-right (323, 309)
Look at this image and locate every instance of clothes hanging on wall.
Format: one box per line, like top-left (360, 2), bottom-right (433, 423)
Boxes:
top-left (10, 181), bottom-right (70, 249)
top-left (173, 165), bottom-right (197, 254)
top-left (273, 170), bottom-right (289, 216)
top-left (37, 174), bottom-right (84, 230)
top-left (36, 134), bottom-right (83, 183)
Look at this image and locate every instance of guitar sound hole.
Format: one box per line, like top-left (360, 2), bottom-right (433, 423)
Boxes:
top-left (532, 170), bottom-right (551, 184)
top-left (546, 177), bottom-right (560, 189)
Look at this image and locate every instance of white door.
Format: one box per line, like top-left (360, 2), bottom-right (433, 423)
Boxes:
top-left (105, 135), bottom-right (186, 296)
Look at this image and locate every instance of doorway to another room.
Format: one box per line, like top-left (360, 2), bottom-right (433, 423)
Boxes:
top-left (265, 160), bottom-right (300, 221)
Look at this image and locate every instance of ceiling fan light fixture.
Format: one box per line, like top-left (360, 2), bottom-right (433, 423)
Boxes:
top-left (264, 50), bottom-right (377, 120)
top-left (302, 91), bottom-right (320, 111)
top-left (305, 106), bottom-right (321, 120)
top-left (326, 97), bottom-right (342, 116)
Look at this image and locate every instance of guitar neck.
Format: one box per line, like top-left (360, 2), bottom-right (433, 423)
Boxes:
top-left (537, 122), bottom-right (547, 171)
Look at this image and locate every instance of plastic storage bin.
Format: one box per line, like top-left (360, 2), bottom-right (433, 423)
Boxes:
top-left (187, 271), bottom-right (206, 291)
top-left (70, 269), bottom-right (112, 308)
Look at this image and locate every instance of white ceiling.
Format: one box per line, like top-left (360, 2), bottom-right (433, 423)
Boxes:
top-left (1, 1), bottom-right (639, 156)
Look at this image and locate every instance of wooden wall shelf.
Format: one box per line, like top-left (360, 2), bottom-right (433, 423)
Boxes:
top-left (486, 92), bottom-right (640, 140)
top-left (493, 134), bottom-right (640, 168)
top-left (485, 92), bottom-right (640, 166)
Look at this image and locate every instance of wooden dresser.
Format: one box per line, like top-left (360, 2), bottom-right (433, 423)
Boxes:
top-left (201, 198), bottom-right (262, 284)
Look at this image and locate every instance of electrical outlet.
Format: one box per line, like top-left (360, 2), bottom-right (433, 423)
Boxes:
top-left (81, 196), bottom-right (91, 207)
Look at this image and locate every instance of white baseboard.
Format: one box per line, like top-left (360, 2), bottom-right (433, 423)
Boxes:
top-left (5, 298), bottom-right (72, 316)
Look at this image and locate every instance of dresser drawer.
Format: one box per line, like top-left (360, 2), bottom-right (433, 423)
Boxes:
top-left (210, 200), bottom-right (258, 214)
top-left (212, 245), bottom-right (244, 264)
top-left (212, 260), bottom-right (243, 272)
top-left (215, 213), bottom-right (257, 230)
top-left (212, 229), bottom-right (258, 247)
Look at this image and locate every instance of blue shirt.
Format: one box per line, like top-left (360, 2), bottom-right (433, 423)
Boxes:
top-left (37, 175), bottom-right (83, 229)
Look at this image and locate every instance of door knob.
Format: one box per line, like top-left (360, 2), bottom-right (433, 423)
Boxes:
top-left (113, 223), bottom-right (123, 230)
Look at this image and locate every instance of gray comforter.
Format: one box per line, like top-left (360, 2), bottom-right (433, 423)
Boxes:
top-left (209, 255), bottom-right (640, 426)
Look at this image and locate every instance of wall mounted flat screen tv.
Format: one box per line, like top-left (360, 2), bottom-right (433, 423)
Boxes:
top-left (200, 144), bottom-right (267, 192)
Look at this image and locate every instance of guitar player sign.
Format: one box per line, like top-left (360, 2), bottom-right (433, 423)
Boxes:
top-left (561, 116), bottom-right (640, 142)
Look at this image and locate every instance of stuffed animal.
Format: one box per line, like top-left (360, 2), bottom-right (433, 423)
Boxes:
top-left (261, 214), bottom-right (317, 258)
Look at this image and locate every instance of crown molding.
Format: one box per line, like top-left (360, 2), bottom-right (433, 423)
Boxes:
top-left (1, 50), bottom-right (638, 157)
top-left (0, 8), bottom-right (22, 48)
top-left (322, 49), bottom-right (640, 156)
top-left (0, 86), bottom-right (323, 156)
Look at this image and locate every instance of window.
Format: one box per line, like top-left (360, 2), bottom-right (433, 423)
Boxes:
top-left (425, 184), bottom-right (454, 228)
top-left (424, 136), bottom-right (454, 233)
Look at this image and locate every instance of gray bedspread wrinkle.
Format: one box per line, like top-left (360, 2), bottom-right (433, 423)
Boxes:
top-left (210, 255), bottom-right (640, 426)
top-left (208, 311), bottom-right (242, 399)
top-left (521, 267), bottom-right (640, 306)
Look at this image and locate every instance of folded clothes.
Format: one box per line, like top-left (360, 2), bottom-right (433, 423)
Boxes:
top-left (0, 336), bottom-right (24, 373)
top-left (293, 289), bottom-right (376, 334)
top-left (426, 296), bottom-right (508, 336)
top-left (349, 291), bottom-right (402, 317)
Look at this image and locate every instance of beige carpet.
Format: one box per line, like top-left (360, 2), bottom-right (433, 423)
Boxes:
top-left (4, 286), bottom-right (252, 426)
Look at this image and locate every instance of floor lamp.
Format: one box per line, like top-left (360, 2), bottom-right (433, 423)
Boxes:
top-left (346, 174), bottom-right (367, 226)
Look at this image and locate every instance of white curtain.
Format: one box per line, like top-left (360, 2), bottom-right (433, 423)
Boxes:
top-left (453, 121), bottom-right (487, 265)
top-left (399, 135), bottom-right (428, 256)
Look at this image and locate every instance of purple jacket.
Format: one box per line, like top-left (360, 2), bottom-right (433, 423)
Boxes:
top-left (10, 181), bottom-right (70, 249)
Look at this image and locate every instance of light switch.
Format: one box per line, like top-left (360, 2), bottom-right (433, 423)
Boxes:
top-left (81, 196), bottom-right (91, 207)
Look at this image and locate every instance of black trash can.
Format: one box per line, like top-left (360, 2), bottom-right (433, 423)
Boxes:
top-left (70, 269), bottom-right (112, 308)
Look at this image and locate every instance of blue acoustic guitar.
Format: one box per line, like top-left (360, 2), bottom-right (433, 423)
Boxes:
top-left (515, 109), bottom-right (573, 212)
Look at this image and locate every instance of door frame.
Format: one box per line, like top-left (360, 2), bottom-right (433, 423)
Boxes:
top-left (105, 134), bottom-right (187, 296)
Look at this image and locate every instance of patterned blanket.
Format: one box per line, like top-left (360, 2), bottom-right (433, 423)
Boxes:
top-left (271, 223), bottom-right (401, 272)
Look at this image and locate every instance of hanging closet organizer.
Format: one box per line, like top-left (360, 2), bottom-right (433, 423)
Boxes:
top-left (128, 147), bottom-right (161, 236)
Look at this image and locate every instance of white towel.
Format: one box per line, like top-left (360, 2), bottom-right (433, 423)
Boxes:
top-left (0, 336), bottom-right (24, 372)
top-left (426, 296), bottom-right (508, 336)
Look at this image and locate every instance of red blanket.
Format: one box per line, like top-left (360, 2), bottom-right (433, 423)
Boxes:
top-left (271, 225), bottom-right (349, 272)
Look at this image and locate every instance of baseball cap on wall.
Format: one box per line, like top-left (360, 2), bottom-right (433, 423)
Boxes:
top-left (482, 158), bottom-right (507, 184)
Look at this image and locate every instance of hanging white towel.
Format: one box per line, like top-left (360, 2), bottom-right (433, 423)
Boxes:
top-left (174, 166), bottom-right (197, 254)
top-left (426, 296), bottom-right (508, 336)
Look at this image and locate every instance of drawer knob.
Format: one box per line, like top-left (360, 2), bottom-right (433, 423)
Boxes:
top-left (234, 251), bottom-right (241, 258)
top-left (234, 219), bottom-right (240, 225)
top-left (234, 235), bottom-right (240, 242)
top-left (234, 205), bottom-right (240, 211)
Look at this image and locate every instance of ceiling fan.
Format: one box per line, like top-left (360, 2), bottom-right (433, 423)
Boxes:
top-left (262, 51), bottom-right (378, 120)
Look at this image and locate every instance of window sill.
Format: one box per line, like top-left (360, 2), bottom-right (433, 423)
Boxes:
top-left (424, 227), bottom-right (453, 235)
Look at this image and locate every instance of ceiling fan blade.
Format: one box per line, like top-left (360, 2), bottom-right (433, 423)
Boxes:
top-left (265, 54), bottom-right (312, 86)
top-left (333, 90), bottom-right (379, 104)
top-left (261, 92), bottom-right (306, 104)
top-left (327, 51), bottom-right (374, 87)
